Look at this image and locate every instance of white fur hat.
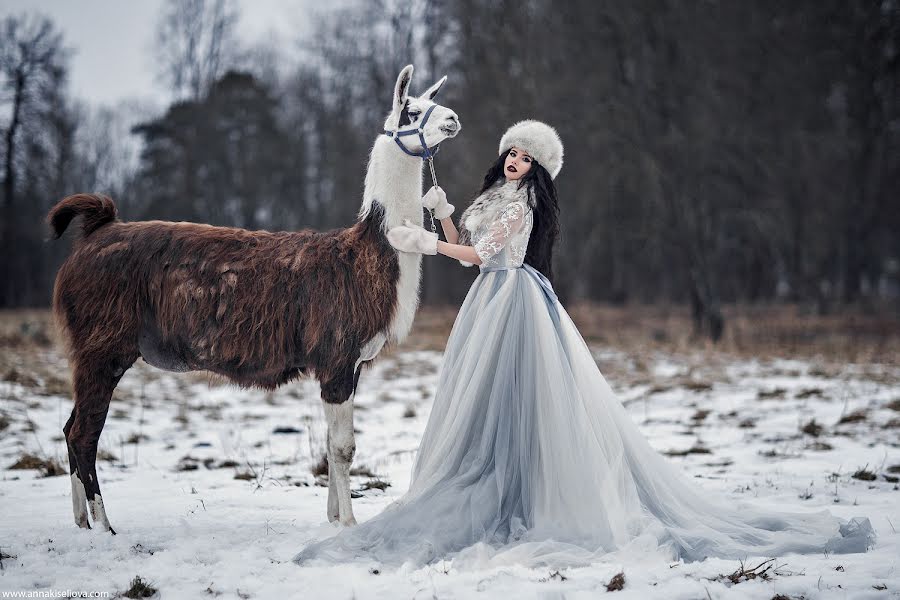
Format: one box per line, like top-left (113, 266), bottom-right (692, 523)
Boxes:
top-left (498, 120), bottom-right (564, 179)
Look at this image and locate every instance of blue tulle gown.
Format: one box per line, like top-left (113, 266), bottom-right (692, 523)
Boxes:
top-left (294, 191), bottom-right (875, 569)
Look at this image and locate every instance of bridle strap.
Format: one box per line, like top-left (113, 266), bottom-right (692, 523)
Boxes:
top-left (383, 104), bottom-right (441, 160)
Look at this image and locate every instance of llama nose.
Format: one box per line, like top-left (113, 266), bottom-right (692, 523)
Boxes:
top-left (445, 114), bottom-right (460, 132)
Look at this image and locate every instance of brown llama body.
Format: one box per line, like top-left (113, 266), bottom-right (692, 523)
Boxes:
top-left (48, 193), bottom-right (399, 532)
top-left (51, 194), bottom-right (399, 390)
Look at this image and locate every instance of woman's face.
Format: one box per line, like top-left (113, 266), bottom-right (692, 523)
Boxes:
top-left (504, 146), bottom-right (532, 181)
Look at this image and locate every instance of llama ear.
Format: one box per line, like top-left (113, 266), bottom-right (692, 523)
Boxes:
top-left (393, 65), bottom-right (414, 112)
top-left (420, 75), bottom-right (447, 100)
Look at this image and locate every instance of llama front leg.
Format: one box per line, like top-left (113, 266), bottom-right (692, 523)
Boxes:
top-left (326, 458), bottom-right (339, 523)
top-left (321, 357), bottom-right (370, 526)
top-left (322, 399), bottom-right (356, 526)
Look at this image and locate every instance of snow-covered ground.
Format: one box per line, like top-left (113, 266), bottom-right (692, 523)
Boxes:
top-left (0, 346), bottom-right (897, 599)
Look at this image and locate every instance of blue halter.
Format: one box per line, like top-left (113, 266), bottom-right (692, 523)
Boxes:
top-left (383, 104), bottom-right (441, 160)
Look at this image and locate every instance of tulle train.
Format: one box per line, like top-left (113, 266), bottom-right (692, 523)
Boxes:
top-left (294, 265), bottom-right (874, 568)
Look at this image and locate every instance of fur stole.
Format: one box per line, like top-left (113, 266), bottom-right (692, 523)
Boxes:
top-left (457, 179), bottom-right (530, 247)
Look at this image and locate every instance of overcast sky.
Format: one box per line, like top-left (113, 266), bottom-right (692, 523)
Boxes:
top-left (1, 0), bottom-right (313, 108)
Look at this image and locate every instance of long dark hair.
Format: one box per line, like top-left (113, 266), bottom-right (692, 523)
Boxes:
top-left (478, 149), bottom-right (560, 282)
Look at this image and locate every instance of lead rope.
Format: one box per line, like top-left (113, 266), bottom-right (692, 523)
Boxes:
top-left (426, 156), bottom-right (439, 233)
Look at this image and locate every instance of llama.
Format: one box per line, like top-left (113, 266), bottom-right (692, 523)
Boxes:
top-left (46, 65), bottom-right (459, 532)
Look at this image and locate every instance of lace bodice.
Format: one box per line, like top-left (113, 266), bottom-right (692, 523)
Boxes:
top-left (469, 200), bottom-right (533, 269)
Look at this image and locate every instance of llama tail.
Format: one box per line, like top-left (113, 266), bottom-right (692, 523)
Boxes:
top-left (47, 194), bottom-right (118, 239)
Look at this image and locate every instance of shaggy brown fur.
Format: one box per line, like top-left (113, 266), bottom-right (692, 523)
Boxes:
top-left (47, 193), bottom-right (400, 528)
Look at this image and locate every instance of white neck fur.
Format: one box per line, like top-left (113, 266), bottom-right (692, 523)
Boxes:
top-left (358, 134), bottom-right (424, 343)
top-left (359, 135), bottom-right (425, 231)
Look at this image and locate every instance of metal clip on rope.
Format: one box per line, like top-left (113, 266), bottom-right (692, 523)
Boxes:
top-left (427, 157), bottom-right (439, 233)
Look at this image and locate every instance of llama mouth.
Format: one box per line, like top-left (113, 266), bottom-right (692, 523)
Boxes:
top-left (439, 125), bottom-right (459, 136)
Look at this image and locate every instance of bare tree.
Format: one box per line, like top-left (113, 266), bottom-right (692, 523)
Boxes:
top-left (2, 1), bottom-right (895, 318)
top-left (71, 100), bottom-right (144, 199)
top-left (155, 0), bottom-right (240, 101)
top-left (0, 12), bottom-right (68, 306)
top-left (833, 1), bottom-right (900, 303)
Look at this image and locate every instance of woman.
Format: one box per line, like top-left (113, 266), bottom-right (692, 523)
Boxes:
top-left (294, 120), bottom-right (874, 568)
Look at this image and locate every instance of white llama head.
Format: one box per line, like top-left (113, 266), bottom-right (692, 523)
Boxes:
top-left (383, 64), bottom-right (461, 153)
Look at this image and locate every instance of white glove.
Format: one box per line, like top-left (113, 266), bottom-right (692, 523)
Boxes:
top-left (421, 186), bottom-right (455, 219)
top-left (387, 219), bottom-right (438, 255)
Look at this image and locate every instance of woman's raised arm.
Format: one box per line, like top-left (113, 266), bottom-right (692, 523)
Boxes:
top-left (438, 216), bottom-right (459, 245)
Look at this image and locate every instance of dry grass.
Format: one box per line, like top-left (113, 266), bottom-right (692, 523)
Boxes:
top-left (386, 303), bottom-right (900, 398)
top-left (837, 410), bottom-right (869, 425)
top-left (358, 479), bottom-right (391, 492)
top-left (8, 453), bottom-right (65, 477)
top-left (2, 304), bottom-right (897, 371)
top-left (509, 303), bottom-right (898, 365)
top-left (349, 465), bottom-right (378, 478)
top-left (664, 444), bottom-right (712, 457)
top-left (391, 304), bottom-right (900, 400)
top-left (0, 309), bottom-right (56, 349)
top-left (758, 388), bottom-right (788, 400)
top-left (122, 575), bottom-right (157, 599)
top-left (540, 570), bottom-right (568, 582)
top-left (310, 453), bottom-right (328, 477)
top-left (852, 466), bottom-right (877, 481)
top-left (96, 449), bottom-right (118, 462)
top-left (711, 558), bottom-right (776, 585)
top-left (1, 305), bottom-right (897, 414)
top-left (800, 419), bottom-right (824, 437)
top-left (5, 304), bottom-right (898, 364)
top-left (806, 440), bottom-right (833, 451)
top-left (605, 572), bottom-right (625, 591)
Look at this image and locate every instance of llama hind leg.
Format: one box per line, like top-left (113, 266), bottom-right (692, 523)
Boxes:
top-left (70, 404), bottom-right (115, 533)
top-left (64, 409), bottom-right (89, 529)
top-left (69, 354), bottom-right (135, 533)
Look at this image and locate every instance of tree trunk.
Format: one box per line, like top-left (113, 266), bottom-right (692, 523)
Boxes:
top-left (1, 70), bottom-right (25, 307)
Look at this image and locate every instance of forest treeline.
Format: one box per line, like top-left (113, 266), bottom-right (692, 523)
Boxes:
top-left (1, 1), bottom-right (897, 340)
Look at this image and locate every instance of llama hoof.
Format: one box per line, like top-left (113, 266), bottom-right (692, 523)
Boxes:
top-left (341, 516), bottom-right (358, 526)
top-left (328, 512), bottom-right (339, 523)
top-left (93, 522), bottom-right (116, 534)
top-left (88, 496), bottom-right (114, 533)
top-left (75, 518), bottom-right (91, 530)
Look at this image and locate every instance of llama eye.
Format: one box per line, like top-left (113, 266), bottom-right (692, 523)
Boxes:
top-left (409, 109), bottom-right (421, 118)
